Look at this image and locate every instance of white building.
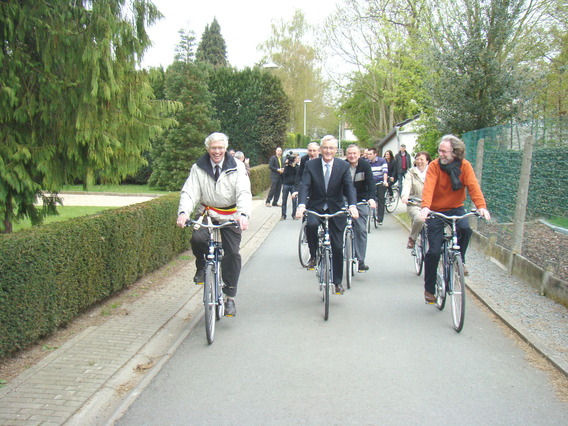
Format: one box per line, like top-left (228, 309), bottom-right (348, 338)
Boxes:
top-left (378, 114), bottom-right (421, 155)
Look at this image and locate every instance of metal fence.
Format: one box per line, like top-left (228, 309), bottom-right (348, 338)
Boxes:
top-left (461, 117), bottom-right (568, 286)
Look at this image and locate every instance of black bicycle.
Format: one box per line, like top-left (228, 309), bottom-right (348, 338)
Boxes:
top-left (186, 217), bottom-right (238, 344)
top-left (298, 218), bottom-right (310, 268)
top-left (306, 209), bottom-right (349, 320)
top-left (429, 210), bottom-right (481, 332)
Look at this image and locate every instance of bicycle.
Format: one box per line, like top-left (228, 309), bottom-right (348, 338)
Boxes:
top-left (408, 198), bottom-right (427, 276)
top-left (385, 184), bottom-right (400, 213)
top-left (298, 217), bottom-right (310, 268)
top-left (306, 209), bottom-right (349, 321)
top-left (344, 201), bottom-right (370, 288)
top-left (185, 217), bottom-right (238, 344)
top-left (428, 210), bottom-right (481, 332)
top-left (370, 182), bottom-right (387, 229)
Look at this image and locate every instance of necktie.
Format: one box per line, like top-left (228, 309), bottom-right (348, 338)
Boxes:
top-left (214, 165), bottom-right (220, 182)
top-left (324, 163), bottom-right (331, 190)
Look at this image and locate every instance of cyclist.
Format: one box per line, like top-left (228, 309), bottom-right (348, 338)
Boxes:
top-left (401, 151), bottom-right (431, 249)
top-left (292, 142), bottom-right (320, 200)
top-left (367, 147), bottom-right (388, 226)
top-left (176, 132), bottom-right (252, 317)
top-left (296, 135), bottom-right (358, 295)
top-left (345, 144), bottom-right (376, 272)
top-left (419, 135), bottom-right (490, 303)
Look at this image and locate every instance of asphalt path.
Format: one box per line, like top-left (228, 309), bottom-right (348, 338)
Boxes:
top-left (117, 213), bottom-right (568, 424)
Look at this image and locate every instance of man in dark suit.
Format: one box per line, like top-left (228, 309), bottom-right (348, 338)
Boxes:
top-left (296, 135), bottom-right (358, 294)
top-left (265, 147), bottom-right (284, 207)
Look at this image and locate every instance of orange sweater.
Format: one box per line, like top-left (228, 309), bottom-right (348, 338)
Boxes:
top-left (422, 158), bottom-right (487, 211)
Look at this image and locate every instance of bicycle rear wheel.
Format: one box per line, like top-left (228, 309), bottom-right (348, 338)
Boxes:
top-left (435, 244), bottom-right (447, 310)
top-left (450, 256), bottom-right (466, 332)
top-left (323, 252), bottom-right (330, 320)
top-left (413, 232), bottom-right (424, 275)
top-left (385, 188), bottom-right (399, 213)
top-left (298, 220), bottom-right (310, 267)
top-left (344, 229), bottom-right (353, 289)
top-left (203, 264), bottom-right (216, 344)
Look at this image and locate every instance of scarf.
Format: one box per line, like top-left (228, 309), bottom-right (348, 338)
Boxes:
top-left (439, 159), bottom-right (463, 191)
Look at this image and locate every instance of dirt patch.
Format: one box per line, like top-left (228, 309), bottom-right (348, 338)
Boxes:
top-left (0, 253), bottom-right (193, 384)
top-left (478, 221), bottom-right (568, 282)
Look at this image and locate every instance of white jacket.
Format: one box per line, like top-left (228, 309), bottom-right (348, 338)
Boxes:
top-left (178, 153), bottom-right (252, 222)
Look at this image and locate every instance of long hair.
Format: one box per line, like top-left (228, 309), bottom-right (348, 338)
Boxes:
top-left (440, 135), bottom-right (466, 161)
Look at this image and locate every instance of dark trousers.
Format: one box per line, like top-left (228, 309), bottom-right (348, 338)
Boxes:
top-left (266, 178), bottom-right (282, 205)
top-left (281, 184), bottom-right (297, 218)
top-left (306, 212), bottom-right (347, 285)
top-left (375, 184), bottom-right (387, 222)
top-left (424, 207), bottom-right (472, 295)
top-left (191, 224), bottom-right (242, 297)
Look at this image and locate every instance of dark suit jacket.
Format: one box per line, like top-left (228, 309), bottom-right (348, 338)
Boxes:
top-left (268, 155), bottom-right (283, 182)
top-left (299, 158), bottom-right (357, 213)
top-left (347, 159), bottom-right (376, 203)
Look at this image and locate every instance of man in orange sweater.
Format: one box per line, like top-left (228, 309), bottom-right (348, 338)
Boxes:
top-left (419, 135), bottom-right (491, 303)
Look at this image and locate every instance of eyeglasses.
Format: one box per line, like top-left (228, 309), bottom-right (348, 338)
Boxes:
top-left (438, 149), bottom-right (452, 154)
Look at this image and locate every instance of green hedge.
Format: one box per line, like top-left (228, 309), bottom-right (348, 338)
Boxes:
top-left (249, 164), bottom-right (270, 196)
top-left (0, 193), bottom-right (190, 358)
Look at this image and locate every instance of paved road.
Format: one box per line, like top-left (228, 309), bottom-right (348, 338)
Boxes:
top-left (117, 214), bottom-right (568, 424)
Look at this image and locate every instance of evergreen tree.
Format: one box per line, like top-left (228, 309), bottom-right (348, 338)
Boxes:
top-left (149, 36), bottom-right (220, 191)
top-left (196, 18), bottom-right (228, 67)
top-left (0, 0), bottom-right (179, 233)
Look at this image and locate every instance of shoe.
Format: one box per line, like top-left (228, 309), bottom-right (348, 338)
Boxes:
top-left (335, 284), bottom-right (345, 295)
top-left (281, 216), bottom-right (286, 221)
top-left (193, 269), bottom-right (205, 285)
top-left (424, 291), bottom-right (436, 304)
top-left (407, 237), bottom-right (415, 249)
top-left (307, 257), bottom-right (316, 270)
top-left (378, 221), bottom-right (383, 226)
top-left (224, 298), bottom-right (236, 316)
top-left (273, 203), bottom-right (281, 207)
top-left (265, 202), bottom-right (271, 207)
top-left (358, 261), bottom-right (369, 272)
top-left (463, 264), bottom-right (469, 276)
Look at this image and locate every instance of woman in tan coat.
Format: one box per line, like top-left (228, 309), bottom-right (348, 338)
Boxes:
top-left (401, 151), bottom-right (431, 249)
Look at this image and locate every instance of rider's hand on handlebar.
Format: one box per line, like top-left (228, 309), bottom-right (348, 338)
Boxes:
top-left (401, 196), bottom-right (409, 205)
top-left (368, 199), bottom-right (376, 209)
top-left (349, 205), bottom-right (359, 219)
top-left (420, 207), bottom-right (430, 221)
top-left (477, 208), bottom-right (491, 220)
top-left (236, 215), bottom-right (249, 231)
top-left (296, 205), bottom-right (305, 219)
top-left (177, 213), bottom-right (189, 228)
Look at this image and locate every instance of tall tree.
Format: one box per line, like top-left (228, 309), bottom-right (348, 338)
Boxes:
top-left (259, 10), bottom-right (332, 137)
top-left (196, 18), bottom-right (228, 67)
top-left (208, 67), bottom-right (290, 164)
top-left (0, 0), bottom-right (178, 233)
top-left (149, 30), bottom-right (219, 191)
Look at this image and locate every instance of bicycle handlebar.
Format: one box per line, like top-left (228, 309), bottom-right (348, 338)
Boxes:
top-left (185, 218), bottom-right (239, 229)
top-left (306, 209), bottom-right (350, 219)
top-left (428, 210), bottom-right (481, 221)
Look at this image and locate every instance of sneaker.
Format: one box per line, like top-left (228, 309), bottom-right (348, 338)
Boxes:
top-left (265, 202), bottom-right (271, 207)
top-left (358, 261), bottom-right (369, 272)
top-left (407, 237), bottom-right (415, 249)
top-left (424, 291), bottom-right (436, 304)
top-left (307, 257), bottom-right (316, 270)
top-left (335, 284), bottom-right (345, 295)
top-left (225, 298), bottom-right (236, 316)
top-left (193, 269), bottom-right (205, 285)
top-left (378, 221), bottom-right (383, 226)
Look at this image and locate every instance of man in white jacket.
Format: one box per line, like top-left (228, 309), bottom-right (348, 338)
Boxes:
top-left (176, 132), bottom-right (252, 316)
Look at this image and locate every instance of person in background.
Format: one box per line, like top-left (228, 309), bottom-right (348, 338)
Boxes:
top-left (266, 147), bottom-right (284, 207)
top-left (293, 142), bottom-right (320, 199)
top-left (345, 145), bottom-right (376, 272)
top-left (367, 147), bottom-right (388, 226)
top-left (419, 135), bottom-right (491, 304)
top-left (234, 151), bottom-right (250, 176)
top-left (401, 151), bottom-right (431, 249)
top-left (281, 153), bottom-right (298, 220)
top-left (228, 148), bottom-right (236, 156)
top-left (176, 132), bottom-right (252, 317)
top-left (384, 150), bottom-right (397, 196)
top-left (394, 144), bottom-right (412, 193)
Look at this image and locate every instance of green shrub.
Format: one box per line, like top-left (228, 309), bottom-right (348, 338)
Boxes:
top-left (249, 164), bottom-right (270, 196)
top-left (0, 193), bottom-right (190, 358)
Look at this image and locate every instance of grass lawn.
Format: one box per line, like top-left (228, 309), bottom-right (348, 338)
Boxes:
top-left (60, 184), bottom-right (169, 194)
top-left (12, 206), bottom-right (116, 233)
top-left (547, 216), bottom-right (568, 229)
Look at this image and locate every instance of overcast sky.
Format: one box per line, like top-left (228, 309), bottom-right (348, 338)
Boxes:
top-left (141, 0), bottom-right (340, 69)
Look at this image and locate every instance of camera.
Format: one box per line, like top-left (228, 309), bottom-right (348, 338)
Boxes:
top-left (285, 154), bottom-right (296, 165)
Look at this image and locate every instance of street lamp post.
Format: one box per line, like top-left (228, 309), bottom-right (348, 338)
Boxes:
top-left (303, 99), bottom-right (312, 136)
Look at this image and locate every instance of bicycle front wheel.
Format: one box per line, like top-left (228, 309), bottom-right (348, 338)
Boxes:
top-left (344, 229), bottom-right (353, 289)
top-left (323, 252), bottom-right (331, 320)
top-left (203, 264), bottom-right (216, 344)
top-left (298, 220), bottom-right (310, 267)
top-left (215, 265), bottom-right (224, 320)
top-left (450, 256), bottom-right (466, 332)
top-left (385, 189), bottom-right (399, 213)
top-left (413, 232), bottom-right (424, 275)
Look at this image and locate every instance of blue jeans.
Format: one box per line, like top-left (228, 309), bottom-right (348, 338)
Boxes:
top-left (281, 184), bottom-right (297, 218)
